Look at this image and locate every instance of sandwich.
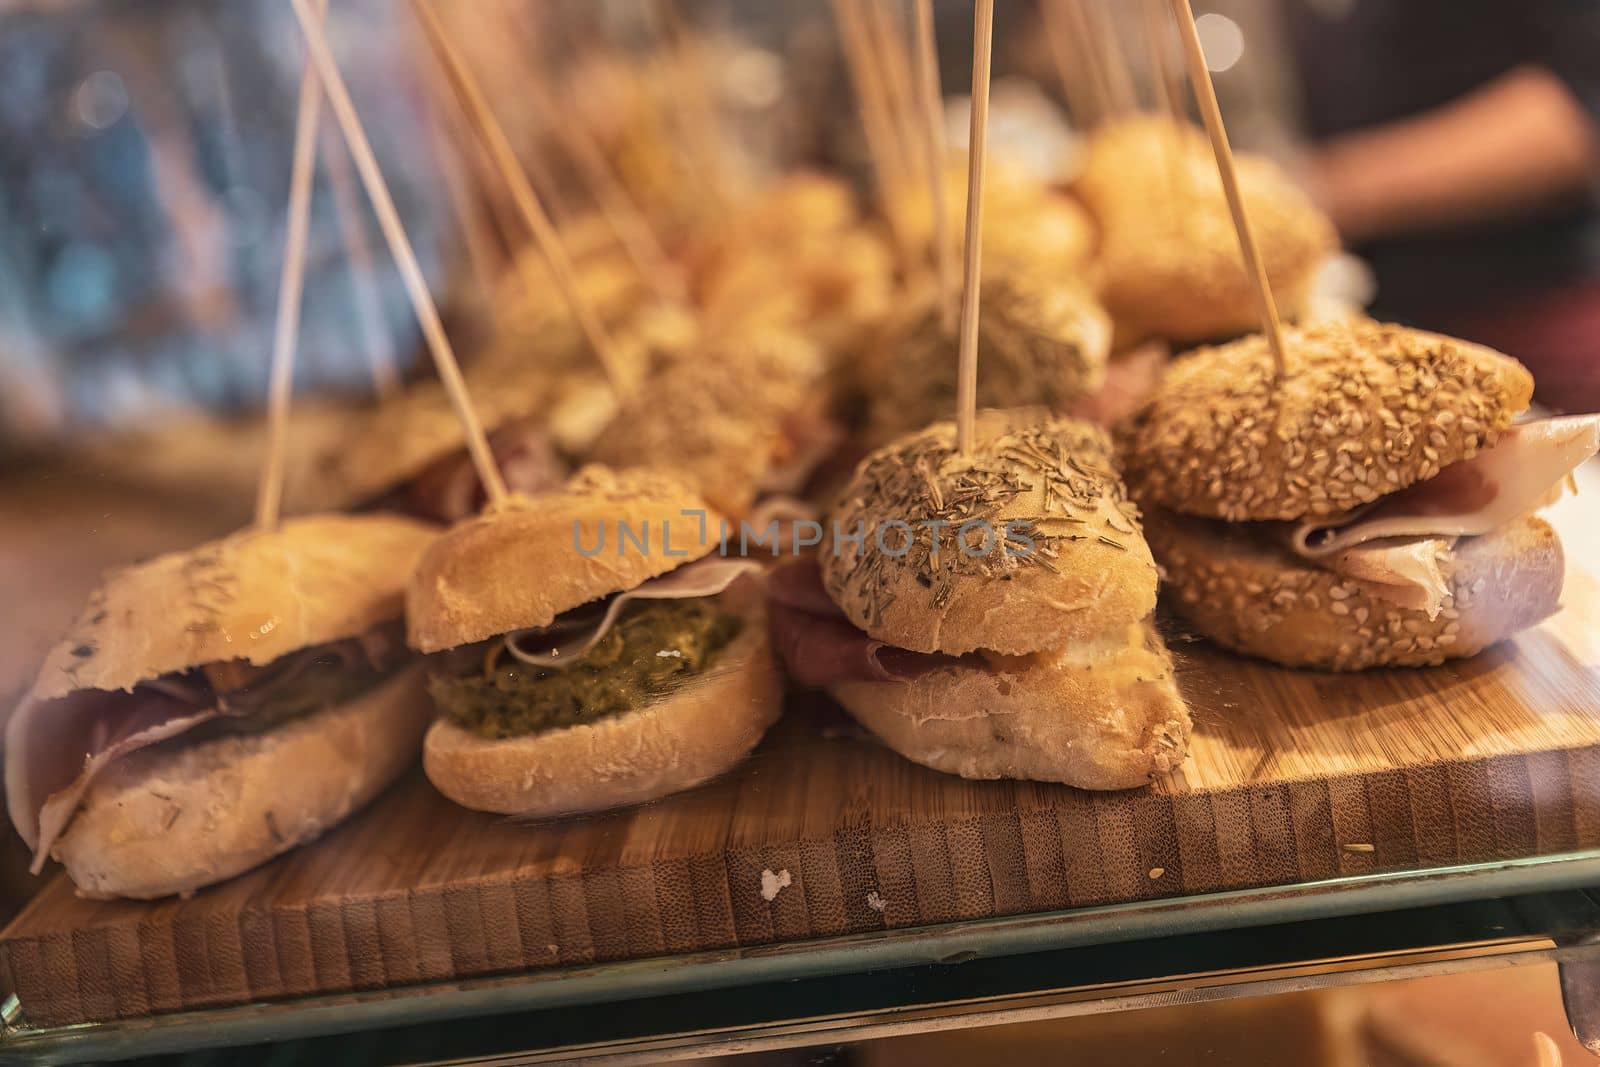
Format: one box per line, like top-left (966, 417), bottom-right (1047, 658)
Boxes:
top-left (1119, 320), bottom-right (1600, 669)
top-left (408, 467), bottom-right (782, 816)
top-left (5, 514), bottom-right (438, 898)
top-left (769, 408), bottom-right (1191, 790)
top-left (691, 172), bottom-right (896, 359)
top-left (1075, 117), bottom-right (1336, 347)
top-left (297, 364), bottom-right (569, 523)
top-left (586, 327), bottom-right (841, 520)
top-left (897, 156), bottom-right (1097, 277)
top-left (856, 274), bottom-right (1111, 446)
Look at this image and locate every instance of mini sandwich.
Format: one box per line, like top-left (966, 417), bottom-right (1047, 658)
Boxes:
top-left (409, 467), bottom-right (782, 816)
top-left (1075, 117), bottom-right (1336, 347)
top-left (858, 275), bottom-right (1112, 446)
top-left (1119, 320), bottom-right (1600, 670)
top-left (301, 366), bottom-right (569, 523)
top-left (769, 409), bottom-right (1191, 790)
top-left (5, 514), bottom-right (437, 898)
top-left (691, 172), bottom-right (896, 359)
top-left (586, 328), bottom-right (841, 520)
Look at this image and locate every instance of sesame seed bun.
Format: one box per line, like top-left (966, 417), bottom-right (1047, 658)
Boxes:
top-left (1145, 509), bottom-right (1563, 670)
top-left (822, 408), bottom-right (1157, 657)
top-left (829, 620), bottom-right (1190, 790)
top-left (52, 662), bottom-right (432, 899)
top-left (406, 467), bottom-right (721, 654)
top-left (1119, 321), bottom-right (1535, 522)
top-left (860, 277), bottom-right (1111, 446)
top-left (30, 514), bottom-right (438, 702)
top-left (423, 604), bottom-right (780, 815)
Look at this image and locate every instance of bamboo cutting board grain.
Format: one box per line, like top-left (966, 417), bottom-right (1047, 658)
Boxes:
top-left (4, 517), bottom-right (1600, 1027)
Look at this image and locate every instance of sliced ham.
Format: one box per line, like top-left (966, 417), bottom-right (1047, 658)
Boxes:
top-left (1292, 415), bottom-right (1600, 557)
top-left (7, 686), bottom-right (222, 870)
top-left (765, 558), bottom-right (962, 687)
top-left (1329, 537), bottom-right (1454, 617)
top-left (389, 417), bottom-right (567, 523)
top-left (504, 557), bottom-right (765, 668)
top-left (6, 626), bottom-right (409, 872)
top-left (1282, 414), bottom-right (1599, 615)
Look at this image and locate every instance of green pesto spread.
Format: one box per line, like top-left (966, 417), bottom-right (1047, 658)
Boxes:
top-left (431, 600), bottom-right (743, 739)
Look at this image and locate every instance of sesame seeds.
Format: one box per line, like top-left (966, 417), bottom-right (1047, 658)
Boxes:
top-left (1122, 321), bottom-right (1533, 522)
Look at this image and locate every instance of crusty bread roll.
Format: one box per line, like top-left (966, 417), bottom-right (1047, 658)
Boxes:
top-left (823, 409), bottom-right (1157, 656)
top-left (1146, 510), bottom-right (1563, 670)
top-left (424, 607), bottom-right (781, 816)
top-left (830, 621), bottom-right (1190, 790)
top-left (53, 663), bottom-right (432, 899)
top-left (1076, 117), bottom-right (1336, 345)
top-left (585, 329), bottom-right (828, 519)
top-left (859, 277), bottom-right (1111, 445)
top-left (304, 365), bottom-right (557, 513)
top-left (29, 514), bottom-right (437, 701)
top-left (1118, 321), bottom-right (1535, 522)
top-left (407, 468), bottom-right (721, 654)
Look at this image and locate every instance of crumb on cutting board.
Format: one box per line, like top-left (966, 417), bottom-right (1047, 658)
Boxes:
top-left (760, 868), bottom-right (792, 901)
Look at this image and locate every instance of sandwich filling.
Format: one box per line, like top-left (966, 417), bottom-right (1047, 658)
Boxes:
top-left (427, 556), bottom-right (763, 739)
top-left (430, 600), bottom-right (743, 738)
top-left (14, 622), bottom-right (411, 872)
top-left (1276, 415), bottom-right (1599, 616)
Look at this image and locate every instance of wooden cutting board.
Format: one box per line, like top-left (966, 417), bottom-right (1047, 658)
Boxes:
top-left (5, 508), bottom-right (1600, 1028)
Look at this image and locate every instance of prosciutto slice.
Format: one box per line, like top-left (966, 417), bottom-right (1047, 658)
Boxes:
top-left (7, 628), bottom-right (408, 871)
top-left (388, 418), bottom-right (567, 523)
top-left (1291, 415), bottom-right (1600, 557)
top-left (504, 557), bottom-right (764, 668)
top-left (1329, 537), bottom-right (1454, 617)
top-left (8, 687), bottom-right (221, 871)
top-left (766, 559), bottom-right (961, 687)
top-left (1281, 414), bottom-right (1599, 616)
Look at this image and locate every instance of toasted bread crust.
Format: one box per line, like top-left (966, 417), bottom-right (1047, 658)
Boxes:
top-left (830, 621), bottom-right (1191, 790)
top-left (53, 663), bottom-right (432, 899)
top-left (407, 468), bottom-right (721, 654)
top-left (823, 409), bottom-right (1157, 656)
top-left (1119, 321), bottom-right (1535, 522)
top-left (1146, 509), bottom-right (1563, 670)
top-left (31, 514), bottom-right (437, 701)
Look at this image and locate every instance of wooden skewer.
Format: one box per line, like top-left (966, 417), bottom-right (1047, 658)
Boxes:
top-left (1168, 0), bottom-right (1288, 377)
top-left (525, 64), bottom-right (685, 306)
top-left (1059, 0), bottom-right (1115, 125)
top-left (411, 0), bottom-right (627, 396)
top-left (832, 0), bottom-right (913, 228)
top-left (956, 0), bottom-right (995, 456)
top-left (1088, 0), bottom-right (1139, 117)
top-left (423, 103), bottom-right (505, 334)
top-left (913, 0), bottom-right (956, 334)
top-left (865, 0), bottom-right (924, 196)
top-left (653, 0), bottom-right (736, 211)
top-left (1041, 0), bottom-right (1101, 127)
top-left (1141, 0), bottom-right (1189, 213)
top-left (320, 121), bottom-right (399, 398)
top-left (256, 0), bottom-right (328, 529)
top-left (289, 0), bottom-right (509, 506)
